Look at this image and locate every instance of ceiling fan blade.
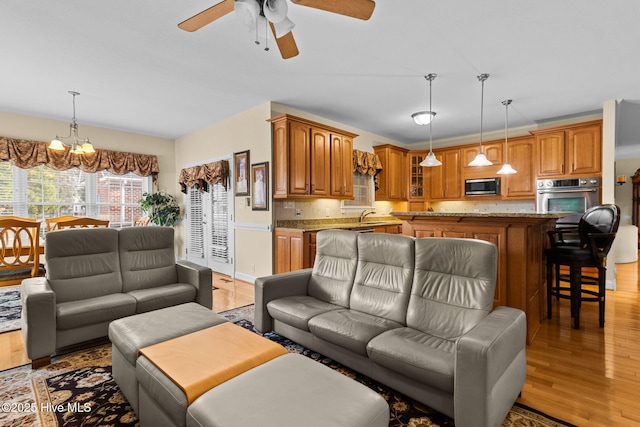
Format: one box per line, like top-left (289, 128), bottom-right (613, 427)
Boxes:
top-left (178, 0), bottom-right (235, 32)
top-left (290, 0), bottom-right (375, 20)
top-left (269, 23), bottom-right (299, 59)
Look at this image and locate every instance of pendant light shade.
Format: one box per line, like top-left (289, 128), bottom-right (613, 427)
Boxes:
top-left (497, 99), bottom-right (517, 175)
top-left (468, 74), bottom-right (492, 167)
top-left (415, 74), bottom-right (441, 167)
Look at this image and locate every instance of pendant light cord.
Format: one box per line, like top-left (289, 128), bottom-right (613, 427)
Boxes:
top-left (503, 99), bottom-right (511, 162)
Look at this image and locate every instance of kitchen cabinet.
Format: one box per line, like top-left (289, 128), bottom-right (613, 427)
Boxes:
top-left (462, 141), bottom-right (504, 172)
top-left (330, 133), bottom-right (353, 198)
top-left (426, 148), bottom-right (462, 200)
top-left (407, 151), bottom-right (426, 210)
top-left (532, 120), bottom-right (602, 178)
top-left (502, 136), bottom-right (536, 199)
top-left (274, 228), bottom-right (306, 274)
top-left (373, 224), bottom-right (401, 234)
top-left (374, 144), bottom-right (408, 201)
top-left (270, 114), bottom-right (358, 199)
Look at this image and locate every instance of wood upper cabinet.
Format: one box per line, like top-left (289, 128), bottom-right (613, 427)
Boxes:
top-left (427, 148), bottom-right (461, 200)
top-left (270, 114), bottom-right (358, 199)
top-left (462, 141), bottom-right (504, 170)
top-left (374, 144), bottom-right (408, 201)
top-left (330, 134), bottom-right (353, 198)
top-left (502, 136), bottom-right (536, 199)
top-left (532, 120), bottom-right (602, 178)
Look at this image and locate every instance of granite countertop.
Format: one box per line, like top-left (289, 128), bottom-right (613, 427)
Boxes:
top-left (390, 211), bottom-right (570, 219)
top-left (276, 216), bottom-right (402, 232)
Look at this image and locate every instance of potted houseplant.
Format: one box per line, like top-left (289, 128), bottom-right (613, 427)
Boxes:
top-left (140, 191), bottom-right (181, 227)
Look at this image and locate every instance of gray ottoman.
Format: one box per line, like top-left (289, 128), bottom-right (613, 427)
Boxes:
top-left (108, 302), bottom-right (228, 414)
top-left (186, 354), bottom-right (389, 427)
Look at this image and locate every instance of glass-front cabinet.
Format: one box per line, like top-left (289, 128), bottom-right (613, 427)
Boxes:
top-left (408, 151), bottom-right (426, 210)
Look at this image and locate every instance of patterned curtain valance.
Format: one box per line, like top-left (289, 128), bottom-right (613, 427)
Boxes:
top-left (179, 160), bottom-right (229, 193)
top-left (353, 149), bottom-right (383, 190)
top-left (352, 149), bottom-right (382, 176)
top-left (0, 137), bottom-right (159, 178)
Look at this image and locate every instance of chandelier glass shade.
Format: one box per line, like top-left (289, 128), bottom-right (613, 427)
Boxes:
top-left (497, 99), bottom-right (517, 175)
top-left (415, 74), bottom-right (441, 167)
top-left (468, 74), bottom-right (492, 167)
top-left (49, 91), bottom-right (95, 155)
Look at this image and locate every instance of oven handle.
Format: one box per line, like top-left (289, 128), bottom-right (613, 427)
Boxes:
top-left (538, 188), bottom-right (598, 194)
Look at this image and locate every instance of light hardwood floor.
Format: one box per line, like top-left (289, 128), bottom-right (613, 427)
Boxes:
top-left (1, 264), bottom-right (639, 426)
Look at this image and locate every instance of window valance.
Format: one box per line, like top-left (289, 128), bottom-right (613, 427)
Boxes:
top-left (353, 149), bottom-right (382, 190)
top-left (179, 160), bottom-right (229, 193)
top-left (0, 137), bottom-right (159, 178)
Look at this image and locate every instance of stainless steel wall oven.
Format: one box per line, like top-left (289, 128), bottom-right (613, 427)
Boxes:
top-left (536, 176), bottom-right (600, 213)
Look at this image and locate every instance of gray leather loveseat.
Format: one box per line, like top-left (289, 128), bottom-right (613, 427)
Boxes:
top-left (255, 230), bottom-right (526, 427)
top-left (21, 226), bottom-right (212, 366)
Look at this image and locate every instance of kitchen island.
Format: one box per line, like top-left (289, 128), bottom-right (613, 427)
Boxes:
top-left (391, 211), bottom-right (567, 344)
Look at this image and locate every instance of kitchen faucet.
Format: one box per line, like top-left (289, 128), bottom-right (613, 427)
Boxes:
top-left (359, 209), bottom-right (376, 223)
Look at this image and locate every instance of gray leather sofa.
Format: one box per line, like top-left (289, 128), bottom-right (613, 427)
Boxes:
top-left (255, 230), bottom-right (526, 427)
top-left (21, 226), bottom-right (212, 366)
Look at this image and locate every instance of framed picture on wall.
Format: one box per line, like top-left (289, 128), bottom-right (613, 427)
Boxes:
top-left (251, 162), bottom-right (269, 211)
top-left (234, 150), bottom-right (250, 196)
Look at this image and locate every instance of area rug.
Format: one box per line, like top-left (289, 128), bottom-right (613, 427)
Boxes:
top-left (0, 305), bottom-right (575, 427)
top-left (0, 285), bottom-right (21, 333)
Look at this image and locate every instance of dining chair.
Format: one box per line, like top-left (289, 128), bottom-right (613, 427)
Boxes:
top-left (0, 216), bottom-right (42, 286)
top-left (45, 215), bottom-right (78, 232)
top-left (47, 216), bottom-right (110, 230)
top-left (545, 204), bottom-right (620, 329)
top-left (134, 216), bottom-right (151, 226)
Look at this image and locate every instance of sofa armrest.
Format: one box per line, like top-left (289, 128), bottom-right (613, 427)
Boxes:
top-left (176, 261), bottom-right (212, 310)
top-left (454, 306), bottom-right (527, 427)
top-left (254, 269), bottom-right (312, 333)
top-left (20, 277), bottom-right (57, 361)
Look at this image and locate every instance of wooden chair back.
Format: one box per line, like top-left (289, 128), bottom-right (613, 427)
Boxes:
top-left (0, 216), bottom-right (41, 286)
top-left (47, 216), bottom-right (110, 231)
top-left (134, 216), bottom-right (151, 226)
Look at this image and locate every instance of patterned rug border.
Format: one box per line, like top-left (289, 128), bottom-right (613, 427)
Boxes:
top-left (0, 284), bottom-right (21, 334)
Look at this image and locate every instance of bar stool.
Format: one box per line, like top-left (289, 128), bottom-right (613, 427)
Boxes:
top-left (545, 204), bottom-right (620, 329)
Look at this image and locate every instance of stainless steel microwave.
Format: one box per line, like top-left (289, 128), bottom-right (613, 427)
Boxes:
top-left (465, 178), bottom-right (500, 195)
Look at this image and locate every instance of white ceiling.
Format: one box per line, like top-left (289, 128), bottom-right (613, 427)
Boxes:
top-left (1, 1), bottom-right (639, 146)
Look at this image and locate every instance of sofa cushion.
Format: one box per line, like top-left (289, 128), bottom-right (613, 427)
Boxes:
top-left (128, 283), bottom-right (197, 313)
top-left (349, 233), bottom-right (414, 324)
top-left (408, 238), bottom-right (497, 339)
top-left (56, 293), bottom-right (137, 330)
top-left (267, 295), bottom-right (342, 331)
top-left (45, 228), bottom-right (123, 303)
top-left (366, 327), bottom-right (455, 393)
top-left (308, 230), bottom-right (358, 307)
top-left (119, 227), bottom-right (179, 293)
top-left (308, 309), bottom-right (402, 356)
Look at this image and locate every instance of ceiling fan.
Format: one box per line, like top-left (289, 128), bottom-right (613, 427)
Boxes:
top-left (178, 0), bottom-right (376, 60)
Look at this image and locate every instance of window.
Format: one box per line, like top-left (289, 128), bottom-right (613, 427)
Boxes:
top-left (341, 172), bottom-right (375, 211)
top-left (0, 162), bottom-right (151, 228)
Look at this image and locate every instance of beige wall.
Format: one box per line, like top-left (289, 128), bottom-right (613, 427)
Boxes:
top-left (0, 111), bottom-right (175, 192)
top-left (174, 103), bottom-right (273, 282)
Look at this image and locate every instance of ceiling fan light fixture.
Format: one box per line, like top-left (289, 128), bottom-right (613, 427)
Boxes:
top-left (263, 0), bottom-right (289, 23)
top-left (411, 111), bottom-right (436, 125)
top-left (235, 0), bottom-right (260, 29)
top-left (272, 16), bottom-right (295, 38)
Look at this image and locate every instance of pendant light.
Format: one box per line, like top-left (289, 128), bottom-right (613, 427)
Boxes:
top-left (497, 99), bottom-right (517, 175)
top-left (416, 74), bottom-right (441, 167)
top-left (468, 74), bottom-right (492, 167)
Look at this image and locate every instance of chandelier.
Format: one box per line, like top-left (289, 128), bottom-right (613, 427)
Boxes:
top-left (49, 91), bottom-right (95, 155)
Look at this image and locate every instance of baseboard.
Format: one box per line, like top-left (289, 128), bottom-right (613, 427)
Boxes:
top-left (234, 271), bottom-right (256, 284)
